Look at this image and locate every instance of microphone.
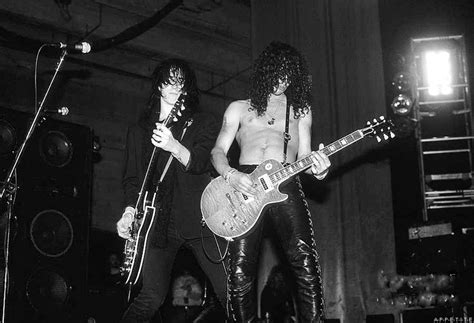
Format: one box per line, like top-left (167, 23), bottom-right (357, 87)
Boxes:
top-left (50, 41), bottom-right (92, 54)
top-left (44, 107), bottom-right (69, 116)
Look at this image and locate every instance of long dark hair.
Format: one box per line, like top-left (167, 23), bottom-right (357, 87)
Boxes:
top-left (142, 58), bottom-right (199, 123)
top-left (249, 41), bottom-right (312, 119)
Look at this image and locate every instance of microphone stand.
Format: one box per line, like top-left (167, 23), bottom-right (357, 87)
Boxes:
top-left (0, 49), bottom-right (68, 322)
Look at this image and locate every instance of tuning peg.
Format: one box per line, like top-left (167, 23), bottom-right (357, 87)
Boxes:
top-left (376, 136), bottom-right (381, 142)
top-left (182, 106), bottom-right (186, 110)
top-left (367, 121), bottom-right (371, 126)
top-left (173, 117), bottom-right (178, 122)
top-left (380, 116), bottom-right (385, 120)
top-left (383, 133), bottom-right (389, 140)
top-left (177, 111), bottom-right (182, 116)
top-left (373, 118), bottom-right (378, 124)
top-left (390, 131), bottom-right (395, 138)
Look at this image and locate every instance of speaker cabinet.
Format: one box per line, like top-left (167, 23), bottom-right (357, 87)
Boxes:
top-left (1, 107), bottom-right (93, 322)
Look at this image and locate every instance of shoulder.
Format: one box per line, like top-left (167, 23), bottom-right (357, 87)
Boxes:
top-left (227, 99), bottom-right (250, 112)
top-left (185, 112), bottom-right (220, 137)
top-left (224, 99), bottom-right (250, 119)
top-left (189, 111), bottom-right (218, 126)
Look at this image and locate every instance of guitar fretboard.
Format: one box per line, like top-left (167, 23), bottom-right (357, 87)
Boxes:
top-left (269, 129), bottom-right (364, 185)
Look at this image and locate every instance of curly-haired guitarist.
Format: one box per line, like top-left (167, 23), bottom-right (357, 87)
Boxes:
top-left (211, 41), bottom-right (330, 322)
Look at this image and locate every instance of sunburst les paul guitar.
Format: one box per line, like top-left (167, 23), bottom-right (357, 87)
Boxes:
top-left (200, 116), bottom-right (395, 241)
top-left (121, 95), bottom-right (185, 285)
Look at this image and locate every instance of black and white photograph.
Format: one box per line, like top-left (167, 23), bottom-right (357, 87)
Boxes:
top-left (0, 0), bottom-right (473, 322)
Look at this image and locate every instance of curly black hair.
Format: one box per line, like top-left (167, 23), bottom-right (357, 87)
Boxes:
top-left (249, 41), bottom-right (312, 119)
top-left (143, 58), bottom-right (199, 122)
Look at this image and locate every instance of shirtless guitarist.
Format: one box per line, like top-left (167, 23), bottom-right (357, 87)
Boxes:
top-left (210, 41), bottom-right (331, 322)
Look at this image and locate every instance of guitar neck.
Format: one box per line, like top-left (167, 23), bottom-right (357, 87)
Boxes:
top-left (135, 146), bottom-right (160, 209)
top-left (134, 112), bottom-right (178, 210)
top-left (270, 129), bottom-right (365, 185)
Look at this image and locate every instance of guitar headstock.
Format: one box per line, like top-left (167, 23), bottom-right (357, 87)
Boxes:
top-left (163, 94), bottom-right (186, 127)
top-left (362, 116), bottom-right (395, 142)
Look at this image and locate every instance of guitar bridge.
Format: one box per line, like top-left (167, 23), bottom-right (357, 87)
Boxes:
top-left (226, 193), bottom-right (236, 210)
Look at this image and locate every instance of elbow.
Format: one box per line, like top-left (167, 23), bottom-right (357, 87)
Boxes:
top-left (210, 146), bottom-right (224, 167)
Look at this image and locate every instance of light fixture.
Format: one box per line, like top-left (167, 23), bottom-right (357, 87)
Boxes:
top-left (423, 50), bottom-right (453, 96)
top-left (391, 94), bottom-right (414, 116)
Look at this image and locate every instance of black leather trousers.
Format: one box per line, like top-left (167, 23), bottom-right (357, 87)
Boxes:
top-left (227, 165), bottom-right (324, 323)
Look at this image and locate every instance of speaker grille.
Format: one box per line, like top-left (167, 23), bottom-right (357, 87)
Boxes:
top-left (0, 118), bottom-right (16, 155)
top-left (39, 130), bottom-right (73, 168)
top-left (26, 268), bottom-right (70, 314)
top-left (30, 209), bottom-right (74, 258)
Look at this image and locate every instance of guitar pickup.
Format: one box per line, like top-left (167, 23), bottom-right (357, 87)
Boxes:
top-left (260, 178), bottom-right (268, 190)
top-left (241, 193), bottom-right (254, 204)
top-left (258, 174), bottom-right (273, 192)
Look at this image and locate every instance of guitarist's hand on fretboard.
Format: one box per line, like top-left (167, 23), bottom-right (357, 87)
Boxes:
top-left (117, 206), bottom-right (135, 240)
top-left (152, 123), bottom-right (178, 153)
top-left (310, 143), bottom-right (331, 180)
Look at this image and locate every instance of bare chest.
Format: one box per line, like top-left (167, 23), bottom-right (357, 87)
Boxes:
top-left (236, 111), bottom-right (300, 163)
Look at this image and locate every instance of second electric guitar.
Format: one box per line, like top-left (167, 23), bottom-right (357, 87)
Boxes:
top-left (200, 116), bottom-right (394, 240)
top-left (121, 95), bottom-right (185, 285)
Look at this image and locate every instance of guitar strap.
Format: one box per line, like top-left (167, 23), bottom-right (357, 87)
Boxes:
top-left (283, 101), bottom-right (291, 165)
top-left (156, 117), bottom-right (193, 185)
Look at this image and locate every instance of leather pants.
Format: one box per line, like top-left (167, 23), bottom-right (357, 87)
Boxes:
top-left (227, 165), bottom-right (324, 323)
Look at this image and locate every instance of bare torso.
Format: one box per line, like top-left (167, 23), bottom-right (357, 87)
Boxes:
top-left (235, 99), bottom-right (301, 165)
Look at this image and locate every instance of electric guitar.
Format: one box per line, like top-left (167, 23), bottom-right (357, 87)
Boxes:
top-left (121, 95), bottom-right (185, 285)
top-left (200, 116), bottom-right (394, 240)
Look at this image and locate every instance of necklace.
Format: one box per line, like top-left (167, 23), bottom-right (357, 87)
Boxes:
top-left (265, 95), bottom-right (287, 125)
top-left (265, 107), bottom-right (279, 125)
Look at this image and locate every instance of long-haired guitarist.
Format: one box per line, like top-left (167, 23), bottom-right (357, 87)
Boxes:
top-left (210, 41), bottom-right (331, 322)
top-left (117, 59), bottom-right (227, 322)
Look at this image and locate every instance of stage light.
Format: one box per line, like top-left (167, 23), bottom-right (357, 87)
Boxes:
top-left (423, 50), bottom-right (453, 96)
top-left (391, 94), bottom-right (414, 116)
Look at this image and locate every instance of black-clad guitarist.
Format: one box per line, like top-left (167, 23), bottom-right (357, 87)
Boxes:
top-left (116, 59), bottom-right (227, 323)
